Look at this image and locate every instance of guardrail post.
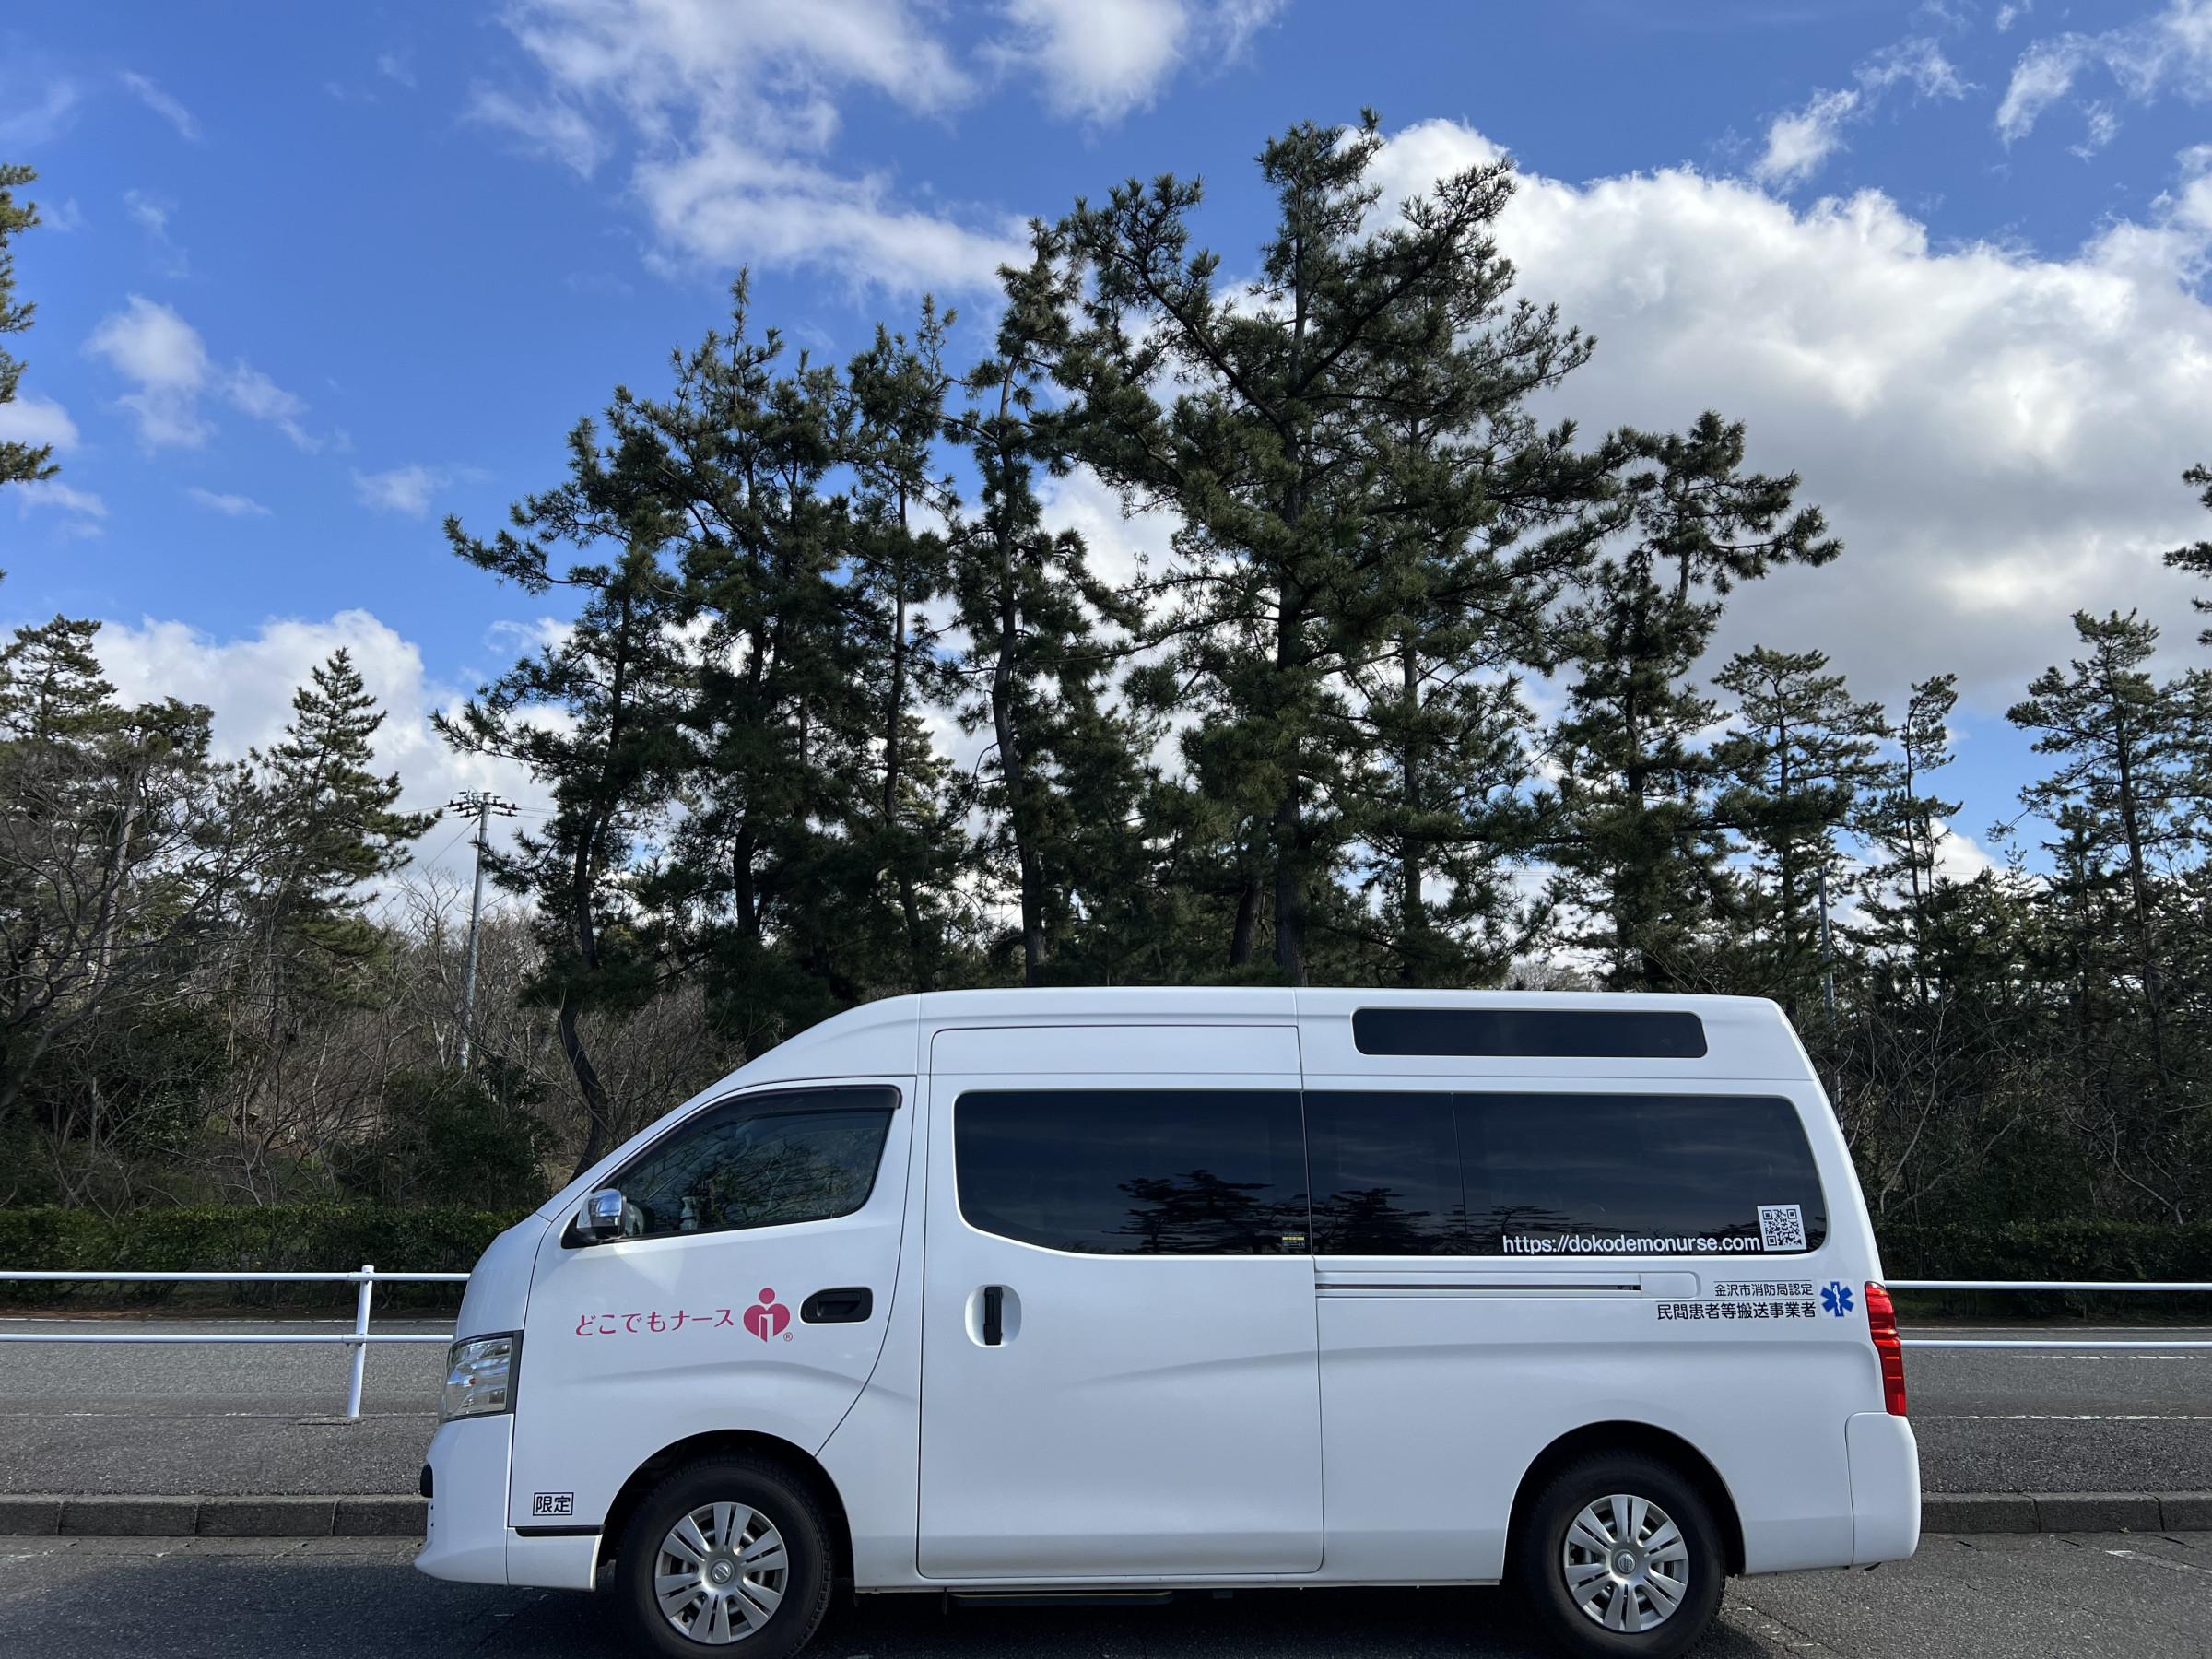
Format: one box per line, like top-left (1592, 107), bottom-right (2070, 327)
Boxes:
top-left (345, 1265), bottom-right (374, 1419)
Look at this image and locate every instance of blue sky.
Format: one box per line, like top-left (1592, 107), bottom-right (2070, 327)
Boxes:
top-left (6, 1), bottom-right (2212, 877)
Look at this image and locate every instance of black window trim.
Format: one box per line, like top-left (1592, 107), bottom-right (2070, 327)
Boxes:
top-left (1350, 1006), bottom-right (1709, 1061)
top-left (562, 1082), bottom-right (903, 1248)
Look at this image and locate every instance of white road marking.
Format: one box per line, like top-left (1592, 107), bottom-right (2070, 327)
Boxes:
top-left (2105, 1549), bottom-right (2212, 1578)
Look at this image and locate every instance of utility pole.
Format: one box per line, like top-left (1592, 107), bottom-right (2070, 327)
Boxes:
top-left (444, 792), bottom-right (517, 1070)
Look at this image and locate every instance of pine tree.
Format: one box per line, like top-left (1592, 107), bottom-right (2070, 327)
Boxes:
top-left (0, 618), bottom-right (228, 1143)
top-left (1858, 673), bottom-right (1962, 998)
top-left (0, 163), bottom-right (55, 491)
top-left (252, 650), bottom-right (433, 955)
top-left (1060, 113), bottom-right (1594, 982)
top-left (1712, 645), bottom-right (1888, 1004)
top-left (1545, 415), bottom-right (1839, 988)
top-left (844, 302), bottom-right (963, 992)
top-left (2162, 463), bottom-right (2212, 643)
top-left (943, 234), bottom-right (1146, 984)
top-left (441, 404), bottom-right (694, 1176)
top-left (2007, 611), bottom-right (2189, 1083)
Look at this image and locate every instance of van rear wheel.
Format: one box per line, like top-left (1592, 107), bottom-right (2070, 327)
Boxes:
top-left (619, 1456), bottom-right (833, 1659)
top-left (1515, 1453), bottom-right (1724, 1659)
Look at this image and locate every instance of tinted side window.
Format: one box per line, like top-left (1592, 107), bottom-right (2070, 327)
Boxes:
top-left (1305, 1091), bottom-right (1465, 1253)
top-left (1458, 1093), bottom-right (1827, 1256)
top-left (1353, 1007), bottom-right (1706, 1059)
top-left (608, 1088), bottom-right (899, 1241)
top-left (956, 1089), bottom-right (1307, 1254)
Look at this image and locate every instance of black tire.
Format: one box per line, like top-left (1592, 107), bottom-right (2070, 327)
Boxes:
top-left (1514, 1452), bottom-right (1725, 1659)
top-left (618, 1455), bottom-right (834, 1659)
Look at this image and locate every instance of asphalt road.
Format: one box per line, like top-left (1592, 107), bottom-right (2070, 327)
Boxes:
top-left (2, 1317), bottom-right (2208, 1495)
top-left (3, 1532), bottom-right (2209, 1659)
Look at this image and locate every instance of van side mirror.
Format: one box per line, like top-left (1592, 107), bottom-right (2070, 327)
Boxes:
top-left (579, 1188), bottom-right (626, 1241)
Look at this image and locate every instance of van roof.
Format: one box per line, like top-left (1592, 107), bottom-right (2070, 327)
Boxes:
top-left (720, 988), bottom-right (1816, 1089)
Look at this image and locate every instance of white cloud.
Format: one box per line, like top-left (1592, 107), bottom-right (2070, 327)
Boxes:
top-left (992, 0), bottom-right (1279, 123)
top-left (637, 140), bottom-right (1025, 288)
top-left (1754, 37), bottom-right (1968, 188)
top-left (353, 464), bottom-right (451, 516)
top-left (84, 296), bottom-right (213, 447)
top-left (0, 77), bottom-right (78, 147)
top-left (82, 297), bottom-right (315, 450)
top-left (223, 363), bottom-right (316, 450)
top-left (1755, 89), bottom-right (1862, 189)
top-left (124, 190), bottom-right (171, 239)
top-left (119, 71), bottom-right (202, 142)
top-left (10, 479), bottom-right (107, 531)
top-left (484, 0), bottom-right (1124, 289)
top-left (0, 392), bottom-right (80, 453)
top-left (466, 87), bottom-right (608, 175)
top-left (92, 610), bottom-right (548, 877)
top-left (1370, 121), bottom-right (2212, 714)
top-left (1998, 0), bottom-right (2212, 143)
top-left (186, 486), bottom-right (270, 517)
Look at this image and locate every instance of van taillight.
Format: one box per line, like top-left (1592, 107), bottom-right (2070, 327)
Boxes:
top-left (1865, 1282), bottom-right (1907, 1416)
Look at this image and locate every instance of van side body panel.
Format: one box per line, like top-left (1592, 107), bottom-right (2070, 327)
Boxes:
top-left (817, 1081), bottom-right (935, 1589)
top-left (504, 1077), bottom-right (918, 1534)
top-left (1296, 989), bottom-right (1893, 1582)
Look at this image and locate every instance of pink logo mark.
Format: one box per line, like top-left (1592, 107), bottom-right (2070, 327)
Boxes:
top-left (742, 1287), bottom-right (790, 1341)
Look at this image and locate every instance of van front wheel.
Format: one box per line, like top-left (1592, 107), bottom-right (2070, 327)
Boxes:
top-left (1515, 1453), bottom-right (1724, 1659)
top-left (619, 1456), bottom-right (833, 1659)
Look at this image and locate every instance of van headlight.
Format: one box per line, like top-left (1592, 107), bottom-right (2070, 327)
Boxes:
top-left (442, 1334), bottom-right (518, 1419)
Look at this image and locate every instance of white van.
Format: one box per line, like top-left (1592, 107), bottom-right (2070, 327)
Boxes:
top-left (417, 989), bottom-right (1918, 1659)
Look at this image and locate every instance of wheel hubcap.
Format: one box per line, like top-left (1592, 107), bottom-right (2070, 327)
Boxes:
top-left (1561, 1493), bottom-right (1690, 1633)
top-left (653, 1501), bottom-right (788, 1645)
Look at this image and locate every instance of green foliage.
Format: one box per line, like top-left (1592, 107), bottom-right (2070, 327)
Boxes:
top-left (0, 160), bottom-right (54, 489)
top-left (343, 1068), bottom-right (554, 1210)
top-left (1883, 1220), bottom-right (2212, 1319)
top-left (0, 1204), bottom-right (529, 1307)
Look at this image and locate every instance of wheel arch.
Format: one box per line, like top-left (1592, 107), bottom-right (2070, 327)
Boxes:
top-left (1505, 1421), bottom-right (1746, 1578)
top-left (602, 1430), bottom-right (854, 1588)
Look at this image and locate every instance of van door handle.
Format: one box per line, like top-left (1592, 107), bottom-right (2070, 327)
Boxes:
top-left (982, 1285), bottom-right (1004, 1347)
top-left (799, 1288), bottom-right (874, 1324)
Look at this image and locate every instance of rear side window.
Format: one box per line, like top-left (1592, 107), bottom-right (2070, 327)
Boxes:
top-left (1306, 1090), bottom-right (1465, 1254)
top-left (1353, 1007), bottom-right (1706, 1059)
top-left (606, 1087), bottom-right (899, 1241)
top-left (956, 1089), bottom-right (1308, 1254)
top-left (1303, 1090), bottom-right (1826, 1257)
top-left (1460, 1093), bottom-right (1826, 1256)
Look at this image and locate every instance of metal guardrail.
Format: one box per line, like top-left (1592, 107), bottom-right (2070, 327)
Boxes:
top-left (1885, 1279), bottom-right (2212, 1349)
top-left (1, 1273), bottom-right (2206, 1417)
top-left (0, 1265), bottom-right (465, 1418)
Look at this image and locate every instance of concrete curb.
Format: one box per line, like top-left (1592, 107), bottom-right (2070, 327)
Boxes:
top-left (0, 1495), bottom-right (426, 1537)
top-left (3, 1490), bottom-right (2206, 1539)
top-left (1921, 1492), bottom-right (2210, 1533)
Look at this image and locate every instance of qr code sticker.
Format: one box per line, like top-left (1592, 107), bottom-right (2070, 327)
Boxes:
top-left (531, 1492), bottom-right (574, 1518)
top-left (1758, 1205), bottom-right (1806, 1252)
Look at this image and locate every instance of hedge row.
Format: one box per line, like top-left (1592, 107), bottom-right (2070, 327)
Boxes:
top-left (1877, 1219), bottom-right (2212, 1319)
top-left (0, 1205), bottom-right (531, 1308)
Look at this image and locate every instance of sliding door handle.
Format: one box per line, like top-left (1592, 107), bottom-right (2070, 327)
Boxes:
top-left (982, 1285), bottom-right (1005, 1346)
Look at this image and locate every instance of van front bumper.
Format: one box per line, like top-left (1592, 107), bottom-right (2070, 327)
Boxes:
top-left (416, 1414), bottom-right (513, 1584)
